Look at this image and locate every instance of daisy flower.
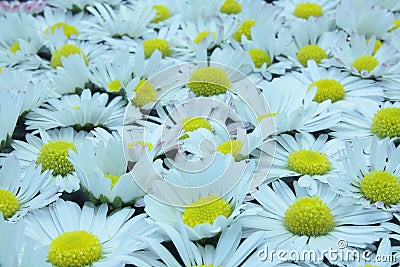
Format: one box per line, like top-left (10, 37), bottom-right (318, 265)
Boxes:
top-left (328, 33), bottom-right (398, 78)
top-left (238, 180), bottom-right (392, 265)
top-left (122, 119), bottom-right (169, 163)
top-left (182, 126), bottom-right (259, 164)
top-left (49, 53), bottom-right (90, 97)
top-left (38, 6), bottom-right (91, 42)
top-left (274, 0), bottom-right (340, 21)
top-left (329, 136), bottom-right (400, 212)
top-left (25, 88), bottom-right (125, 132)
top-left (281, 15), bottom-right (338, 68)
top-left (137, 22), bottom-right (182, 60)
top-left (147, 223), bottom-right (263, 267)
top-left (144, 158), bottom-right (254, 240)
top-left (336, 0), bottom-right (395, 39)
top-left (238, 23), bottom-right (293, 80)
top-left (198, 45), bottom-right (253, 76)
top-left (139, 0), bottom-right (179, 27)
top-left (0, 154), bottom-right (60, 222)
top-left (0, 68), bottom-right (49, 114)
top-left (89, 50), bottom-right (134, 94)
top-left (232, 0), bottom-right (284, 43)
top-left (82, 2), bottom-right (154, 44)
top-left (331, 100), bottom-right (400, 145)
top-left (0, 214), bottom-right (50, 267)
top-left (175, 15), bottom-right (237, 60)
top-left (46, 40), bottom-right (108, 69)
top-left (124, 44), bottom-right (179, 109)
top-left (151, 96), bottom-right (243, 147)
top-left (69, 137), bottom-right (145, 207)
top-left (176, 47), bottom-right (254, 104)
top-left (163, 145), bottom-right (254, 186)
top-left (0, 90), bottom-right (22, 148)
top-left (0, 12), bottom-right (45, 70)
top-left (264, 132), bottom-right (344, 195)
top-left (234, 76), bottom-right (341, 134)
top-left (288, 60), bottom-right (384, 108)
top-left (24, 199), bottom-right (163, 267)
top-left (10, 127), bottom-right (88, 193)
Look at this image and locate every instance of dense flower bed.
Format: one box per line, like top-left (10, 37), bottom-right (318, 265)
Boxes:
top-left (1, 0), bottom-right (400, 266)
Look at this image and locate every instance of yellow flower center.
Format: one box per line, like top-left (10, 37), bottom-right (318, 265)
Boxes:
top-left (36, 140), bottom-right (77, 177)
top-left (182, 194), bottom-right (232, 228)
top-left (233, 19), bottom-right (256, 42)
top-left (360, 170), bottom-right (400, 205)
top-left (50, 44), bottom-right (88, 68)
top-left (180, 117), bottom-right (213, 139)
top-left (360, 265), bottom-right (379, 267)
top-left (220, 0), bottom-right (242, 14)
top-left (0, 189), bottom-right (19, 219)
top-left (45, 22), bottom-right (79, 38)
top-left (107, 79), bottom-right (122, 92)
top-left (366, 39), bottom-right (382, 55)
top-left (142, 38), bottom-right (171, 58)
top-left (389, 19), bottom-right (400, 32)
top-left (287, 149), bottom-right (331, 176)
top-left (371, 107), bottom-right (400, 139)
top-left (294, 2), bottom-right (323, 19)
top-left (181, 117), bottom-right (213, 133)
top-left (73, 105), bottom-right (80, 110)
top-left (193, 30), bottom-right (216, 44)
top-left (151, 5), bottom-right (171, 23)
top-left (48, 231), bottom-right (102, 267)
top-left (257, 112), bottom-right (278, 122)
top-left (131, 79), bottom-right (158, 107)
top-left (284, 196), bottom-right (334, 236)
top-left (297, 45), bottom-right (328, 66)
top-left (352, 55), bottom-right (379, 73)
top-left (216, 139), bottom-right (243, 161)
top-left (104, 174), bottom-right (120, 188)
top-left (9, 42), bottom-right (20, 54)
top-left (308, 79), bottom-right (345, 103)
top-left (248, 48), bottom-right (271, 68)
top-left (187, 67), bottom-right (231, 96)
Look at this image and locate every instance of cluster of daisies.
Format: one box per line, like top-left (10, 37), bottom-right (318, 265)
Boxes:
top-left (3, 0), bottom-right (400, 266)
